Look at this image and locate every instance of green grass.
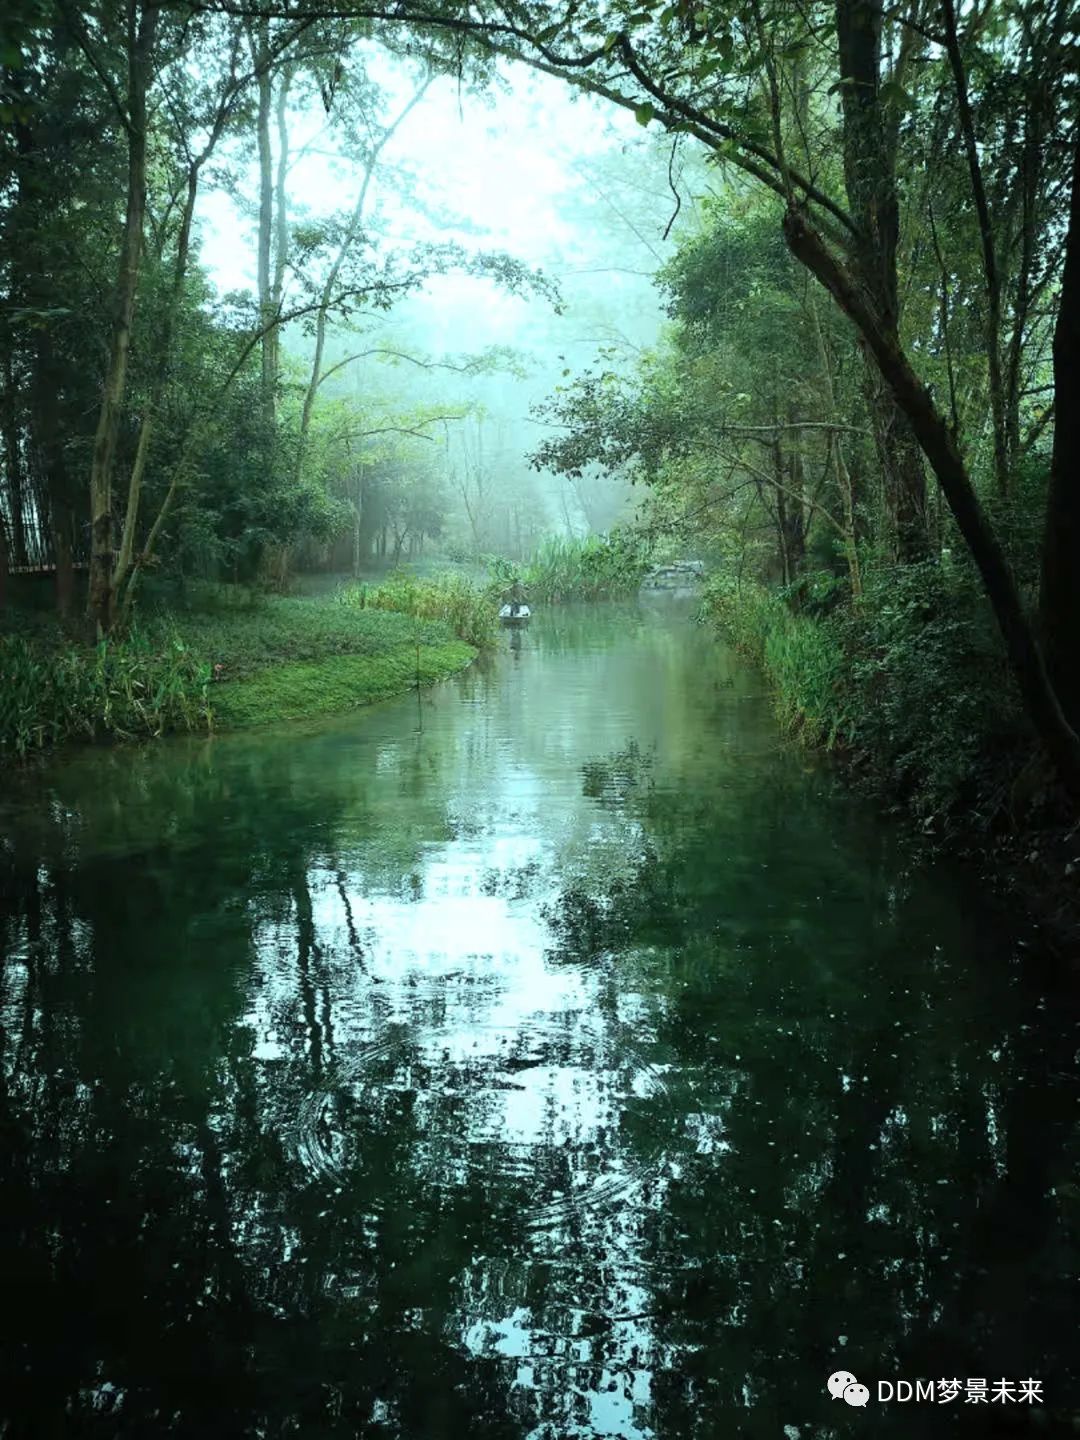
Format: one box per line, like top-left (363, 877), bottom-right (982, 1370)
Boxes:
top-left (172, 595), bottom-right (459, 678)
top-left (702, 576), bottom-right (846, 747)
top-left (0, 587), bottom-right (479, 757)
top-left (336, 571), bottom-right (498, 649)
top-left (210, 640), bottom-right (475, 729)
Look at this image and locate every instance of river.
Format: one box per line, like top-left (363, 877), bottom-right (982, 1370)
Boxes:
top-left (1, 601), bottom-right (1077, 1438)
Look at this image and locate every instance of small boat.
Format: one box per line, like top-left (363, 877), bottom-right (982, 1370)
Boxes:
top-left (499, 604), bottom-right (531, 626)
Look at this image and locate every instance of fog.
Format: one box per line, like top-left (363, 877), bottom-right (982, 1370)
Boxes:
top-left (195, 50), bottom-right (710, 560)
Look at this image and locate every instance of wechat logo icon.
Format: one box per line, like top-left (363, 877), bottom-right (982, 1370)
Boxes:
top-left (828, 1370), bottom-right (870, 1407)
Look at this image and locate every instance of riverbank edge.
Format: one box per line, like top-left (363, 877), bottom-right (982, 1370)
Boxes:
top-left (1, 585), bottom-right (483, 758)
top-left (702, 585), bottom-right (1080, 962)
top-left (208, 639), bottom-right (477, 730)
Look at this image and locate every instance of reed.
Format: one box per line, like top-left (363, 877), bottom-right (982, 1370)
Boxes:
top-left (0, 626), bottom-right (213, 758)
top-left (520, 534), bottom-right (649, 603)
top-left (338, 571), bottom-right (498, 649)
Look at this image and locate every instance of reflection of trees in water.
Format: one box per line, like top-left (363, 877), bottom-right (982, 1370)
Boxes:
top-left (2, 709), bottom-right (1079, 1438)
top-left (0, 726), bottom-right (673, 1435)
top-left (0, 733), bottom-right (506, 1435)
top-left (534, 742), bottom-right (1080, 1435)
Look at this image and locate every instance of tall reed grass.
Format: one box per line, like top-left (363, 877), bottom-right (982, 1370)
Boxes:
top-left (337, 571), bottom-right (497, 648)
top-left (0, 627), bottom-right (213, 758)
top-left (518, 534), bottom-right (649, 603)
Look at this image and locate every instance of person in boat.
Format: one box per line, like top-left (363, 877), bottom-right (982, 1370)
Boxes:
top-left (502, 577), bottom-right (528, 617)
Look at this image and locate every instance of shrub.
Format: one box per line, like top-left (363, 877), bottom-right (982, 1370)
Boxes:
top-left (0, 626), bottom-right (212, 758)
top-left (520, 532), bottom-right (650, 603)
top-left (337, 571), bottom-right (498, 649)
top-left (703, 560), bottom-right (1021, 818)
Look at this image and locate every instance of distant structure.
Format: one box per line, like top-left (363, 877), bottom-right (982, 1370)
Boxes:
top-left (639, 561), bottom-right (705, 596)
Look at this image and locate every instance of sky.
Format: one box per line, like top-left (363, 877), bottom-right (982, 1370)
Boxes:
top-left (198, 57), bottom-right (665, 304)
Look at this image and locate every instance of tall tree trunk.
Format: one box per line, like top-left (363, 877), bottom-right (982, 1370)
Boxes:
top-left (1039, 131), bottom-right (1080, 731)
top-left (267, 63), bottom-right (294, 403)
top-left (252, 18), bottom-right (276, 423)
top-left (296, 80), bottom-right (430, 477)
top-left (785, 206), bottom-right (1080, 798)
top-left (0, 510), bottom-right (9, 610)
top-left (942, 0), bottom-right (1009, 496)
top-left (115, 165), bottom-right (200, 617)
top-left (31, 331), bottom-right (74, 615)
top-left (51, 484), bottom-right (74, 618)
top-left (2, 362), bottom-right (29, 569)
top-left (116, 22), bottom-right (246, 619)
top-left (86, 1), bottom-right (158, 633)
top-left (771, 435), bottom-right (791, 583)
top-left (807, 288), bottom-right (862, 595)
top-left (835, 0), bottom-right (927, 559)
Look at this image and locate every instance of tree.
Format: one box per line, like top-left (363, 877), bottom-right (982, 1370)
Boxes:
top-left (81, 0), bottom-right (160, 634)
top-left (310, 0), bottom-right (1080, 792)
top-left (1040, 131), bottom-right (1080, 732)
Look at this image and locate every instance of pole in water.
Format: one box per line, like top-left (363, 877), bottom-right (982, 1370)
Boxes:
top-left (416, 644), bottom-right (422, 731)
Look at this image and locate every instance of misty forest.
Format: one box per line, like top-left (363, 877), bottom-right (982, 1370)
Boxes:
top-left (2, 0), bottom-right (1080, 1436)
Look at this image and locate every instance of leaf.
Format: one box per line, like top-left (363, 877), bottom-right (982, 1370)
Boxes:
top-left (697, 55), bottom-right (730, 79)
top-left (635, 102), bottom-right (655, 126)
top-left (879, 79), bottom-right (914, 111)
top-left (537, 22), bottom-right (562, 42)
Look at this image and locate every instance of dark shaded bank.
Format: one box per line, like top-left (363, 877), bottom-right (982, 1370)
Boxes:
top-left (702, 572), bottom-right (1080, 959)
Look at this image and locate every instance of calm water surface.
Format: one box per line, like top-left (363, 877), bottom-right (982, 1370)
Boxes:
top-left (2, 602), bottom-right (1078, 1439)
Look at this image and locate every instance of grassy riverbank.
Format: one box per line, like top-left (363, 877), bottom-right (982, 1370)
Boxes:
top-left (702, 566), bottom-right (1080, 951)
top-left (703, 564), bottom-right (1023, 820)
top-left (0, 583), bottom-right (479, 758)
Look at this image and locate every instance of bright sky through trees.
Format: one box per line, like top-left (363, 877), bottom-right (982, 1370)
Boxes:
top-left (198, 56), bottom-right (666, 334)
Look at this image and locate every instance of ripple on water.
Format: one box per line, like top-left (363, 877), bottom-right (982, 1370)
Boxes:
top-left (289, 1015), bottom-right (674, 1232)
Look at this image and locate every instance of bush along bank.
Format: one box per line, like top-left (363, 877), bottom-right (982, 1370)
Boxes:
top-left (702, 563), bottom-right (1079, 950)
top-left (1, 584), bottom-right (481, 759)
top-left (488, 533), bottom-right (651, 605)
top-left (0, 627), bottom-right (213, 758)
top-left (336, 571), bottom-right (498, 648)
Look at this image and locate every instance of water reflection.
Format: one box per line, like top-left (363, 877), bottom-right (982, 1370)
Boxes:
top-left (1, 603), bottom-right (1078, 1438)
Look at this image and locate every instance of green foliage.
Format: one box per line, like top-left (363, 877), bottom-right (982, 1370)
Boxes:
top-left (1, 590), bottom-right (481, 755)
top-left (704, 560), bottom-right (1020, 818)
top-left (0, 626), bottom-right (212, 758)
top-left (338, 571), bottom-right (498, 648)
top-left (520, 533), bottom-right (650, 602)
top-left (210, 641), bottom-right (474, 730)
top-left (832, 562), bottom-right (1018, 815)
